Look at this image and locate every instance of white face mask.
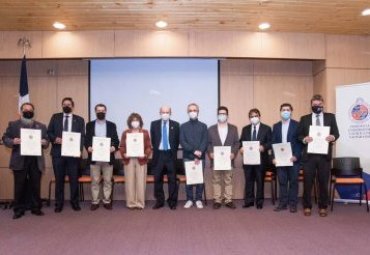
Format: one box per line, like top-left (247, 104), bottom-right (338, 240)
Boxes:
top-left (161, 113), bottom-right (170, 121)
top-left (250, 116), bottom-right (260, 125)
top-left (131, 120), bottom-right (140, 129)
top-left (188, 111), bottom-right (198, 120)
top-left (217, 114), bottom-right (228, 123)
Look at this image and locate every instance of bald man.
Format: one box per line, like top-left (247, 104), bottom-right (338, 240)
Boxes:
top-left (150, 106), bottom-right (180, 210)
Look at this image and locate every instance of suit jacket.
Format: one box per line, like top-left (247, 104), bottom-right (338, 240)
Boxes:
top-left (150, 119), bottom-right (180, 166)
top-left (84, 120), bottom-right (119, 165)
top-left (207, 123), bottom-right (239, 158)
top-left (47, 112), bottom-right (85, 157)
top-left (2, 119), bottom-right (49, 171)
top-left (271, 119), bottom-right (302, 164)
top-left (297, 112), bottom-right (340, 161)
top-left (119, 129), bottom-right (152, 165)
top-left (239, 122), bottom-right (272, 165)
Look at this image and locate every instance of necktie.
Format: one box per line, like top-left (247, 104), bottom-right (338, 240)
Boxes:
top-left (252, 125), bottom-right (257, 141)
top-left (162, 121), bottom-right (169, 150)
top-left (316, 114), bottom-right (321, 126)
top-left (64, 115), bottom-right (69, 131)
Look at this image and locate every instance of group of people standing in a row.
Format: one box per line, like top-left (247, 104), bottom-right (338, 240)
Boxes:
top-left (2, 94), bottom-right (339, 220)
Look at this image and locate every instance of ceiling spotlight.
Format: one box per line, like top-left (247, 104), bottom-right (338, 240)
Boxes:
top-left (53, 22), bottom-right (66, 30)
top-left (361, 8), bottom-right (370, 16)
top-left (258, 22), bottom-right (271, 30)
top-left (155, 20), bottom-right (168, 29)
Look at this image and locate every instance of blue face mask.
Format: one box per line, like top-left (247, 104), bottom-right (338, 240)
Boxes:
top-left (281, 110), bottom-right (291, 120)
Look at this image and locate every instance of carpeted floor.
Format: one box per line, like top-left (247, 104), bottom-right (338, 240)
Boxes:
top-left (1, 200), bottom-right (369, 255)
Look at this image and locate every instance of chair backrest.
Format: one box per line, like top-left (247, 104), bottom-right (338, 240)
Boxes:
top-left (332, 157), bottom-right (362, 176)
top-left (113, 158), bottom-right (124, 176)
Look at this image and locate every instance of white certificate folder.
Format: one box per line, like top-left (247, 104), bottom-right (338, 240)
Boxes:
top-left (272, 143), bottom-right (293, 167)
top-left (242, 141), bottom-right (261, 165)
top-left (307, 125), bottom-right (330, 155)
top-left (61, 131), bottom-right (81, 157)
top-left (213, 146), bottom-right (232, 170)
top-left (92, 137), bottom-right (111, 162)
top-left (20, 128), bottom-right (42, 156)
top-left (185, 160), bottom-right (204, 185)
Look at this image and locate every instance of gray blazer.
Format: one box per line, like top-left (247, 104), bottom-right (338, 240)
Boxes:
top-left (2, 119), bottom-right (49, 171)
top-left (207, 123), bottom-right (239, 158)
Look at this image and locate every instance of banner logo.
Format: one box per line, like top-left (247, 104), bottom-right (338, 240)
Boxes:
top-left (349, 98), bottom-right (370, 123)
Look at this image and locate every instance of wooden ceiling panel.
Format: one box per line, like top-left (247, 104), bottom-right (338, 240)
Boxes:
top-left (0, 1), bottom-right (369, 34)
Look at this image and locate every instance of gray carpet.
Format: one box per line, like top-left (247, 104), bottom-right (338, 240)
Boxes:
top-left (1, 200), bottom-right (369, 255)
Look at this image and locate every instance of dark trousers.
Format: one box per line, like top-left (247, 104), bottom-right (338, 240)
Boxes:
top-left (13, 157), bottom-right (41, 213)
top-left (153, 151), bottom-right (178, 206)
top-left (243, 164), bottom-right (265, 206)
top-left (277, 164), bottom-right (300, 207)
top-left (52, 156), bottom-right (80, 207)
top-left (303, 155), bottom-right (330, 209)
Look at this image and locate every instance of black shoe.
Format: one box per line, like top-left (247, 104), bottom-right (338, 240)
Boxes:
top-left (169, 204), bottom-right (177, 210)
top-left (225, 202), bottom-right (236, 209)
top-left (256, 204), bottom-right (263, 209)
top-left (31, 210), bottom-right (45, 216)
top-left (12, 211), bottom-right (24, 219)
top-left (152, 202), bottom-right (164, 210)
top-left (90, 204), bottom-right (99, 211)
top-left (274, 205), bottom-right (287, 212)
top-left (242, 202), bottom-right (254, 208)
top-left (213, 202), bottom-right (222, 209)
top-left (103, 203), bottom-right (112, 210)
top-left (71, 204), bottom-right (81, 211)
top-left (289, 205), bottom-right (297, 213)
top-left (54, 207), bottom-right (63, 213)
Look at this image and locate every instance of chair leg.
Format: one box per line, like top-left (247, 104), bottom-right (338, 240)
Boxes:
top-left (111, 178), bottom-right (115, 203)
top-left (364, 183), bottom-right (369, 212)
top-left (271, 180), bottom-right (275, 205)
top-left (359, 184), bottom-right (362, 206)
top-left (203, 183), bottom-right (207, 206)
top-left (48, 180), bottom-right (52, 207)
top-left (331, 183), bottom-right (336, 211)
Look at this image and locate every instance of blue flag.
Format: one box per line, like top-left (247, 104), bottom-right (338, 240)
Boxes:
top-left (18, 55), bottom-right (30, 111)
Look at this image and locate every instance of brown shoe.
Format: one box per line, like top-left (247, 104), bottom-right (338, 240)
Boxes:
top-left (319, 208), bottom-right (328, 217)
top-left (90, 204), bottom-right (99, 211)
top-left (103, 203), bottom-right (112, 210)
top-left (304, 208), bottom-right (311, 216)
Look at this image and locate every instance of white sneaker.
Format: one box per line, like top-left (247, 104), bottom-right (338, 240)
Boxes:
top-left (184, 200), bottom-right (193, 209)
top-left (195, 200), bottom-right (203, 209)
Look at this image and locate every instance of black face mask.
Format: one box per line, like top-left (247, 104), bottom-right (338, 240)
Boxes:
top-left (96, 112), bottom-right (106, 120)
top-left (312, 105), bottom-right (323, 114)
top-left (22, 111), bottom-right (34, 119)
top-left (63, 106), bottom-right (72, 114)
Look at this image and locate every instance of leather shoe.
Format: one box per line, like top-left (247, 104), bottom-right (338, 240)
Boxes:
top-left (103, 203), bottom-right (112, 210)
top-left (71, 204), bottom-right (81, 211)
top-left (289, 206), bottom-right (297, 213)
top-left (213, 202), bottom-right (222, 209)
top-left (225, 202), bottom-right (236, 209)
top-left (304, 208), bottom-right (311, 216)
top-left (90, 204), bottom-right (99, 211)
top-left (169, 204), bottom-right (177, 210)
top-left (274, 205), bottom-right (287, 212)
top-left (319, 208), bottom-right (328, 217)
top-left (256, 204), bottom-right (263, 210)
top-left (54, 207), bottom-right (63, 213)
top-left (242, 202), bottom-right (254, 208)
top-left (13, 211), bottom-right (24, 219)
top-left (152, 202), bottom-right (164, 210)
top-left (31, 210), bottom-right (45, 216)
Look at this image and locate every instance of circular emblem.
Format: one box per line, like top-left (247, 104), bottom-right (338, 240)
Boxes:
top-left (133, 138), bottom-right (137, 142)
top-left (69, 137), bottom-right (74, 142)
top-left (99, 142), bottom-right (104, 146)
top-left (317, 132), bottom-right (321, 137)
top-left (349, 98), bottom-right (370, 123)
top-left (192, 166), bottom-right (196, 170)
top-left (220, 152), bottom-right (224, 156)
top-left (29, 135), bottom-right (33, 139)
top-left (249, 146), bottom-right (253, 150)
top-left (280, 148), bottom-right (284, 152)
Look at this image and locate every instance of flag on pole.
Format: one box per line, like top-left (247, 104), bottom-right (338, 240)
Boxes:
top-left (18, 55), bottom-right (30, 111)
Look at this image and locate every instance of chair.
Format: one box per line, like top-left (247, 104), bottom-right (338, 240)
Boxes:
top-left (264, 170), bottom-right (277, 205)
top-left (330, 157), bottom-right (369, 212)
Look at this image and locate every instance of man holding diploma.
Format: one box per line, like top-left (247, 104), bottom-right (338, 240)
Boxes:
top-left (240, 108), bottom-right (272, 209)
top-left (271, 103), bottom-right (302, 213)
top-left (207, 106), bottom-right (239, 209)
top-left (298, 95), bottom-right (339, 217)
top-left (48, 97), bottom-right (85, 213)
top-left (2, 103), bottom-right (49, 219)
top-left (85, 104), bottom-right (119, 211)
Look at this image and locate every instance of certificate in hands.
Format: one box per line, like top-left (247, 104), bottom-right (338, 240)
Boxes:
top-left (20, 128), bottom-right (42, 156)
top-left (92, 137), bottom-right (111, 162)
top-left (213, 146), bottom-right (232, 170)
top-left (126, 133), bottom-right (144, 157)
top-left (185, 160), bottom-right (204, 185)
top-left (272, 143), bottom-right (293, 167)
top-left (61, 131), bottom-right (81, 157)
top-left (242, 141), bottom-right (261, 165)
top-left (307, 125), bottom-right (330, 155)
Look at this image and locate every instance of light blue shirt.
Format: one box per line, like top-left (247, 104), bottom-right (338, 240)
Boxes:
top-left (95, 120), bottom-right (107, 137)
top-left (281, 119), bottom-right (290, 143)
top-left (159, 120), bottom-right (171, 150)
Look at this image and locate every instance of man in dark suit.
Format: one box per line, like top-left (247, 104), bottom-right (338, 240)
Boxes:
top-left (298, 94), bottom-right (339, 217)
top-left (85, 104), bottom-right (119, 211)
top-left (47, 97), bottom-right (85, 213)
top-left (271, 103), bottom-right (302, 213)
top-left (207, 106), bottom-right (239, 209)
top-left (240, 108), bottom-right (272, 209)
top-left (150, 106), bottom-right (180, 210)
top-left (2, 102), bottom-right (49, 219)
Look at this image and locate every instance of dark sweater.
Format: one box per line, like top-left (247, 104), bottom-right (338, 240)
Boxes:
top-left (180, 119), bottom-right (208, 160)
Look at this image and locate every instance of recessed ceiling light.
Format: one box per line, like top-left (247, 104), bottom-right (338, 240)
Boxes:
top-left (53, 22), bottom-right (66, 30)
top-left (155, 20), bottom-right (168, 29)
top-left (258, 22), bottom-right (271, 30)
top-left (361, 8), bottom-right (370, 16)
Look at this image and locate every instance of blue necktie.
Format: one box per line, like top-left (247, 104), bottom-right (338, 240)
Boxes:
top-left (162, 121), bottom-right (169, 150)
top-left (252, 125), bottom-right (257, 141)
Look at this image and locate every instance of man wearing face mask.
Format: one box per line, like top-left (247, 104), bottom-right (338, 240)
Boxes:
top-left (180, 103), bottom-right (208, 209)
top-left (150, 106), bottom-right (180, 210)
top-left (298, 94), bottom-right (339, 217)
top-left (84, 104), bottom-right (119, 211)
top-left (47, 97), bottom-right (85, 213)
top-left (207, 106), bottom-right (239, 209)
top-left (2, 103), bottom-right (49, 219)
top-left (240, 108), bottom-right (272, 209)
top-left (271, 103), bottom-right (302, 213)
